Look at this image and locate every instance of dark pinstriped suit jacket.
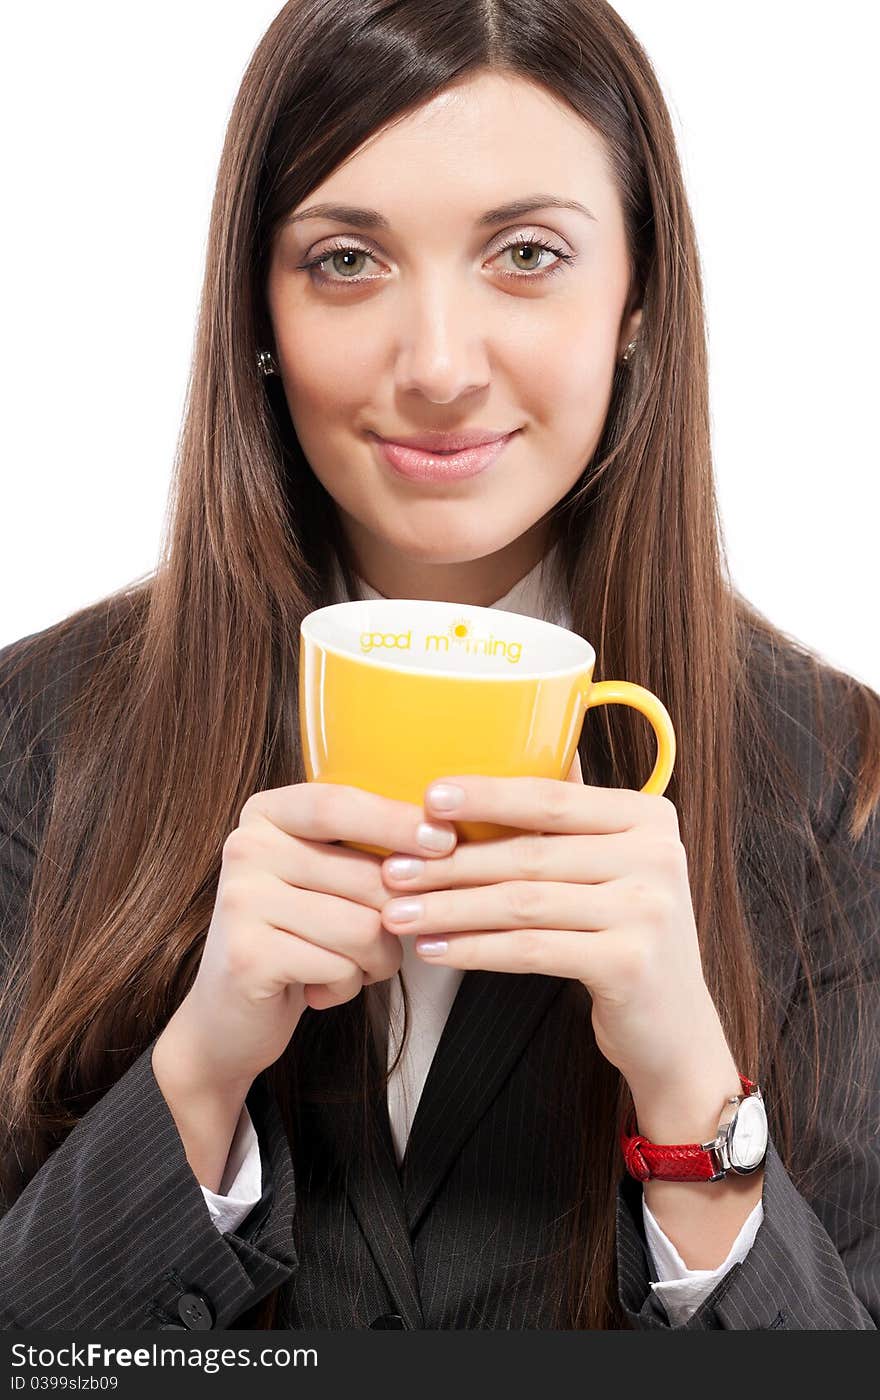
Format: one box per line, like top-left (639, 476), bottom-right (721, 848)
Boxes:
top-left (0, 611), bottom-right (877, 1331)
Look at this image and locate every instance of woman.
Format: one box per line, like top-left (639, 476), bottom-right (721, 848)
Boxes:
top-left (0, 0), bottom-right (877, 1331)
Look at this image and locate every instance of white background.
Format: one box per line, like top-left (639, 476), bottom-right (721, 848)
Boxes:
top-left (2, 1), bottom-right (877, 687)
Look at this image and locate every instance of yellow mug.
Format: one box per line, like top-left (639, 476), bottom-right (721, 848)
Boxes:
top-left (299, 598), bottom-right (676, 857)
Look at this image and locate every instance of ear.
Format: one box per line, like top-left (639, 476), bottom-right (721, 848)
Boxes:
top-left (619, 304), bottom-right (643, 356)
top-left (565, 747), bottom-right (584, 783)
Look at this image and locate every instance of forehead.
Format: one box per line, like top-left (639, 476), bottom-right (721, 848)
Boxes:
top-left (293, 70), bottom-right (619, 227)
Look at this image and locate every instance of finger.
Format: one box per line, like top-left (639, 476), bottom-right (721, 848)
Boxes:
top-left (250, 872), bottom-right (403, 983)
top-left (381, 878), bottom-right (617, 937)
top-left (566, 749), bottom-right (584, 783)
top-left (423, 774), bottom-right (645, 834)
top-left (261, 923), bottom-right (367, 988)
top-left (304, 980), bottom-right (363, 1010)
top-left (410, 926), bottom-right (633, 986)
top-left (381, 829), bottom-right (639, 892)
top-left (233, 809), bottom-right (440, 912)
top-left (241, 781), bottom-right (459, 859)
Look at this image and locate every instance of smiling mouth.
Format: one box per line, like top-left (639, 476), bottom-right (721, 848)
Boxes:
top-left (369, 430), bottom-right (519, 483)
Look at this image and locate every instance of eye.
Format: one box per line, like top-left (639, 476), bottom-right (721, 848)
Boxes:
top-left (298, 241), bottom-right (383, 286)
top-left (489, 232), bottom-right (575, 281)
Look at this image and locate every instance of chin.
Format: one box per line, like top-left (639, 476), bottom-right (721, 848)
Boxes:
top-left (393, 537), bottom-right (515, 567)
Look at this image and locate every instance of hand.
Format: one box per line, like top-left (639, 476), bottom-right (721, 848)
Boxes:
top-left (162, 782), bottom-right (458, 1096)
top-left (379, 753), bottom-right (741, 1121)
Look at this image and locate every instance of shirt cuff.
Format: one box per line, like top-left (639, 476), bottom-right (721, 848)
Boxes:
top-left (199, 1104), bottom-right (263, 1235)
top-left (642, 1195), bottom-right (765, 1327)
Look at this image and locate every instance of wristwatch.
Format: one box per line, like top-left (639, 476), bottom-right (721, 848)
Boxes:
top-left (620, 1075), bottom-right (768, 1183)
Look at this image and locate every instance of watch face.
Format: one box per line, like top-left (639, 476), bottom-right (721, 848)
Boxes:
top-left (729, 1096), bottom-right (768, 1171)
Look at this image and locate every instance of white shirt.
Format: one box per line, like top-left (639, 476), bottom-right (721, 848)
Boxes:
top-left (199, 543), bottom-right (763, 1326)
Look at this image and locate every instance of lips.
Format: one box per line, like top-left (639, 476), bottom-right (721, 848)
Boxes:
top-left (370, 429), bottom-right (519, 483)
top-left (371, 428), bottom-right (516, 453)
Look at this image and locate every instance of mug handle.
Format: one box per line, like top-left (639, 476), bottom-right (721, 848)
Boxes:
top-left (580, 679), bottom-right (676, 795)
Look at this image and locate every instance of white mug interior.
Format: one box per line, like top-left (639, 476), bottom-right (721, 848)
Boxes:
top-left (301, 599), bottom-right (595, 679)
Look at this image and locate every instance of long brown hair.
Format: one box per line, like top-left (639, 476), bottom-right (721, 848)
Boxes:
top-left (2, 0), bottom-right (878, 1329)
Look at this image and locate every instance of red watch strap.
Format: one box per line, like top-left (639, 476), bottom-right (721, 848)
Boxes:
top-left (622, 1134), bottom-right (720, 1183)
top-left (620, 1074), bottom-right (758, 1183)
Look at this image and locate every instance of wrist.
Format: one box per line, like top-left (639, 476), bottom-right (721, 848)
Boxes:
top-left (642, 1168), bottom-right (765, 1269)
top-left (625, 1015), bottom-right (741, 1145)
top-left (629, 1065), bottom-right (743, 1146)
top-left (153, 1000), bottom-right (256, 1107)
top-left (151, 1027), bottom-right (252, 1194)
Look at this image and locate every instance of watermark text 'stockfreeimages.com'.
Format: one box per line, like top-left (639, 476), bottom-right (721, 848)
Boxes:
top-left (9, 1342), bottom-right (315, 1378)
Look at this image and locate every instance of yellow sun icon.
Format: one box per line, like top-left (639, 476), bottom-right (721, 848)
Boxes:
top-left (449, 617), bottom-right (471, 640)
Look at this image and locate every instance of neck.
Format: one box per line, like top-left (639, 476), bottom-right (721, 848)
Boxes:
top-left (337, 510), bottom-right (555, 605)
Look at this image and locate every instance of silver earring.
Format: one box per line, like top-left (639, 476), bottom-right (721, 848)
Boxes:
top-left (621, 340), bottom-right (638, 364)
top-left (256, 349), bottom-right (278, 376)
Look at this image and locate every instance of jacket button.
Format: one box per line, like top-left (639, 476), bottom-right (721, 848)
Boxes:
top-left (177, 1291), bottom-right (216, 1330)
top-left (370, 1313), bottom-right (407, 1329)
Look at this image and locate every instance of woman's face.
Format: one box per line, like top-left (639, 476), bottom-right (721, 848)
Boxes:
top-left (266, 69), bottom-right (641, 603)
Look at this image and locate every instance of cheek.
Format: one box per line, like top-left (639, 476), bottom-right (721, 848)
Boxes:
top-left (278, 333), bottom-right (371, 444)
top-left (276, 339), bottom-right (377, 508)
top-left (522, 325), bottom-right (618, 449)
top-left (267, 268), bottom-right (376, 424)
top-left (282, 356), bottom-right (341, 421)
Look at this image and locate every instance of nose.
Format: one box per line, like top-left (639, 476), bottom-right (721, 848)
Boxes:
top-left (393, 275), bottom-right (490, 404)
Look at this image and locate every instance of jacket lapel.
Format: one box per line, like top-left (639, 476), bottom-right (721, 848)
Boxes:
top-left (306, 968), bottom-right (567, 1327)
top-left (303, 1011), bottom-right (423, 1329)
top-left (335, 1088), bottom-right (425, 1330)
top-left (399, 968), bottom-right (567, 1233)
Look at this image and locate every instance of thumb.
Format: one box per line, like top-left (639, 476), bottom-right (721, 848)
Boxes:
top-left (565, 747), bottom-right (584, 783)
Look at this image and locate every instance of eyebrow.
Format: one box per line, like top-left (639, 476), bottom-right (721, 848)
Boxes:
top-left (283, 194), bottom-right (597, 230)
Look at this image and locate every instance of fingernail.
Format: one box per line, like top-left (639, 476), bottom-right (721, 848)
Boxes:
top-left (386, 856), bottom-right (425, 880)
top-left (417, 821), bottom-right (456, 852)
top-left (384, 898), bottom-right (423, 923)
top-left (416, 938), bottom-right (448, 956)
top-left (426, 783), bottom-right (464, 811)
